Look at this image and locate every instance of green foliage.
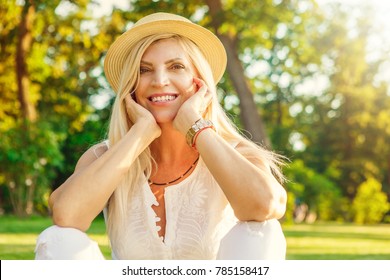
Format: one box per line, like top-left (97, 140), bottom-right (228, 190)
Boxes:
top-left (352, 178), bottom-right (390, 224)
top-left (0, 0), bottom-right (114, 215)
top-left (292, 4), bottom-right (390, 201)
top-left (0, 121), bottom-right (64, 216)
top-left (283, 190), bottom-right (296, 224)
top-left (284, 160), bottom-right (342, 221)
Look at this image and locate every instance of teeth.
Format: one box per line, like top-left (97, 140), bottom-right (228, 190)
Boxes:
top-left (151, 95), bottom-right (176, 102)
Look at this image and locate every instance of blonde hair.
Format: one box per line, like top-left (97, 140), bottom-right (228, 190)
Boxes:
top-left (106, 34), bottom-right (284, 252)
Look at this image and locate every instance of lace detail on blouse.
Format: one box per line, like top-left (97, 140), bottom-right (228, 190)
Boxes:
top-left (109, 158), bottom-right (237, 260)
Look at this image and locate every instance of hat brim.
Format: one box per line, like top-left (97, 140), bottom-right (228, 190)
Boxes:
top-left (104, 18), bottom-right (227, 93)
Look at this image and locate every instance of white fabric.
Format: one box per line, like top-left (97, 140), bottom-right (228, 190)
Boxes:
top-left (35, 225), bottom-right (104, 260)
top-left (35, 220), bottom-right (286, 260)
top-left (217, 220), bottom-right (286, 259)
top-left (109, 157), bottom-right (238, 259)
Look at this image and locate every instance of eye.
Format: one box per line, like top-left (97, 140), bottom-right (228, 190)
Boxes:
top-left (140, 66), bottom-right (151, 74)
top-left (171, 63), bottom-right (185, 70)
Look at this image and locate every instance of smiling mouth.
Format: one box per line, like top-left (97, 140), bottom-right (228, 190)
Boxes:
top-left (148, 94), bottom-right (178, 103)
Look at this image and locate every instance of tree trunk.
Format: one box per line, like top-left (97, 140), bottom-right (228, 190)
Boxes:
top-left (204, 0), bottom-right (271, 148)
top-left (16, 0), bottom-right (37, 122)
top-left (13, 0), bottom-right (37, 216)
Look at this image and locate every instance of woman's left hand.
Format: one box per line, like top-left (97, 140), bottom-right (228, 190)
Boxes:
top-left (173, 77), bottom-right (212, 135)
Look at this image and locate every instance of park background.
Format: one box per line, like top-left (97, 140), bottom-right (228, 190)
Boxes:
top-left (0, 0), bottom-right (389, 259)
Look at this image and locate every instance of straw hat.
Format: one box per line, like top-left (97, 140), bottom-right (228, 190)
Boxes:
top-left (104, 12), bottom-right (227, 93)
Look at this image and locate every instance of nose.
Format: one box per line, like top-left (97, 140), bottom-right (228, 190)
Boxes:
top-left (151, 69), bottom-right (169, 88)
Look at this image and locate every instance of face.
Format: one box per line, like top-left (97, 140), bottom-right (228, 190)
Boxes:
top-left (134, 38), bottom-right (197, 124)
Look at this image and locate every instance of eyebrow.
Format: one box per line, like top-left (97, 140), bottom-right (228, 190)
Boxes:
top-left (140, 58), bottom-right (185, 66)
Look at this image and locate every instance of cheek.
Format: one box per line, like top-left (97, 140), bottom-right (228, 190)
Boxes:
top-left (180, 86), bottom-right (194, 104)
top-left (134, 80), bottom-right (147, 101)
top-left (181, 78), bottom-right (196, 96)
top-left (133, 92), bottom-right (148, 109)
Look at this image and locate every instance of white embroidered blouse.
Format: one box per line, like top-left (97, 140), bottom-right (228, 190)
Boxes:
top-left (104, 157), bottom-right (238, 260)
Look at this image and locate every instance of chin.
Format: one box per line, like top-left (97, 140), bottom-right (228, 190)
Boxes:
top-left (153, 114), bottom-right (176, 124)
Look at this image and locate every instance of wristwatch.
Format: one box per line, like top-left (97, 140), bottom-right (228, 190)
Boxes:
top-left (186, 118), bottom-right (214, 146)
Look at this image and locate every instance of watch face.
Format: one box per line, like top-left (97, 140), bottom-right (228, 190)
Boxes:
top-left (196, 119), bottom-right (209, 131)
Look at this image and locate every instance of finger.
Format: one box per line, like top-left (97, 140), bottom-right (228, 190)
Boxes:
top-left (193, 77), bottom-right (203, 88)
top-left (204, 90), bottom-right (212, 105)
top-left (124, 93), bottom-right (133, 105)
top-left (193, 77), bottom-right (207, 93)
top-left (124, 93), bottom-right (138, 116)
top-left (202, 91), bottom-right (212, 112)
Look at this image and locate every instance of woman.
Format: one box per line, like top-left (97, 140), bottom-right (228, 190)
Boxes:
top-left (35, 12), bottom-right (287, 260)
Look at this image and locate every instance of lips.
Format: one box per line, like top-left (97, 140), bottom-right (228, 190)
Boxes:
top-left (148, 94), bottom-right (178, 103)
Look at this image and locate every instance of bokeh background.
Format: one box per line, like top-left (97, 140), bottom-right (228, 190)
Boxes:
top-left (1, 0), bottom-right (389, 259)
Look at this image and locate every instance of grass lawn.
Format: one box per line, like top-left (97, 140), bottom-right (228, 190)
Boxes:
top-left (283, 222), bottom-right (390, 259)
top-left (0, 215), bottom-right (389, 260)
top-left (0, 215), bottom-right (111, 260)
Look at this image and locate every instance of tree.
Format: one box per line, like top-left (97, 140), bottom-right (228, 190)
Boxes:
top-left (284, 160), bottom-right (342, 221)
top-left (204, 0), bottom-right (270, 146)
top-left (352, 177), bottom-right (390, 224)
top-left (0, 0), bottom-right (111, 215)
top-left (294, 3), bottom-right (390, 199)
top-left (16, 0), bottom-right (37, 123)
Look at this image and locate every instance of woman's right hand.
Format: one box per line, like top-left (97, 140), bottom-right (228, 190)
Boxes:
top-left (124, 93), bottom-right (161, 140)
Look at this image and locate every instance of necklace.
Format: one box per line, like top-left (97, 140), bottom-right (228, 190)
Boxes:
top-left (148, 156), bottom-right (199, 186)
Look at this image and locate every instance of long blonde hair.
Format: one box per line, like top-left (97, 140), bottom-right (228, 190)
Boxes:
top-left (106, 34), bottom-right (284, 250)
